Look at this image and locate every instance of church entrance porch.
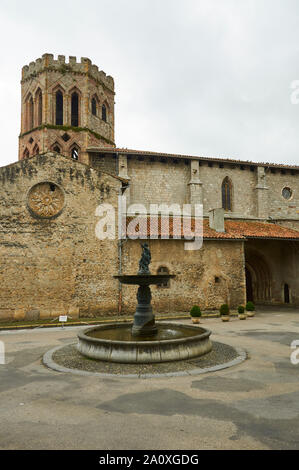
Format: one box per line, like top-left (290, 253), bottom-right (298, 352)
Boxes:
top-left (244, 239), bottom-right (299, 306)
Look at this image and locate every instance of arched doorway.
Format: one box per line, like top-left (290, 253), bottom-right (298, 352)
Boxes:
top-left (245, 267), bottom-right (253, 301)
top-left (284, 284), bottom-right (290, 304)
top-left (245, 250), bottom-right (271, 303)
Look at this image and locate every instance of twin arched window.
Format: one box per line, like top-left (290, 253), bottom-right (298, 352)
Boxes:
top-left (222, 177), bottom-right (232, 211)
top-left (91, 97), bottom-right (108, 122)
top-left (55, 90), bottom-right (80, 127)
top-left (24, 89), bottom-right (43, 132)
top-left (25, 95), bottom-right (34, 131)
top-left (25, 88), bottom-right (108, 131)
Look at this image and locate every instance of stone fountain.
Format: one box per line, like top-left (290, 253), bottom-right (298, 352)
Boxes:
top-left (77, 244), bottom-right (212, 363)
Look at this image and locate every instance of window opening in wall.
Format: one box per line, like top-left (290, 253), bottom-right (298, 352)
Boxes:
top-left (37, 90), bottom-right (42, 126)
top-left (282, 187), bottom-right (292, 200)
top-left (157, 266), bottom-right (170, 288)
top-left (222, 177), bottom-right (232, 211)
top-left (71, 92), bottom-right (79, 127)
top-left (56, 91), bottom-right (63, 125)
top-left (92, 97), bottom-right (97, 116)
top-left (71, 148), bottom-right (79, 160)
top-left (62, 133), bottom-right (70, 142)
top-left (29, 96), bottom-right (34, 129)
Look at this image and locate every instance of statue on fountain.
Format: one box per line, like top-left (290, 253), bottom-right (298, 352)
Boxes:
top-left (138, 243), bottom-right (151, 275)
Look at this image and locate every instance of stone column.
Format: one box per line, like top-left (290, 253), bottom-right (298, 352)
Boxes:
top-left (188, 160), bottom-right (203, 208)
top-left (118, 153), bottom-right (131, 205)
top-left (255, 166), bottom-right (269, 219)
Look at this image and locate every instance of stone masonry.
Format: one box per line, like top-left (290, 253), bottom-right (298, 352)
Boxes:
top-left (0, 53), bottom-right (298, 321)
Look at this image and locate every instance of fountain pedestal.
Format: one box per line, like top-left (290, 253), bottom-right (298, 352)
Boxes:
top-left (133, 285), bottom-right (156, 336)
top-left (114, 274), bottom-right (175, 337)
top-left (76, 245), bottom-right (213, 364)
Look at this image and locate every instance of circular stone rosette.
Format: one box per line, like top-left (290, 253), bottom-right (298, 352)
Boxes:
top-left (27, 182), bottom-right (65, 219)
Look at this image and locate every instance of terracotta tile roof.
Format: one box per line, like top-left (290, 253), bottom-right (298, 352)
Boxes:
top-left (225, 220), bottom-right (299, 240)
top-left (87, 146), bottom-right (299, 171)
top-left (125, 217), bottom-right (299, 241)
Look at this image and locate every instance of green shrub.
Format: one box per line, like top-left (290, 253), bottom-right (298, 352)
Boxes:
top-left (190, 305), bottom-right (202, 317)
top-left (238, 306), bottom-right (245, 314)
top-left (246, 301), bottom-right (255, 311)
top-left (219, 304), bottom-right (229, 315)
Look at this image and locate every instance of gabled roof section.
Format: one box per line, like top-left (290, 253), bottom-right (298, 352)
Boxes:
top-left (0, 151), bottom-right (129, 184)
top-left (125, 217), bottom-right (299, 241)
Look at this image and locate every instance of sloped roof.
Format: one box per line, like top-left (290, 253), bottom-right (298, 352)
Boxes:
top-left (87, 147), bottom-right (299, 171)
top-left (125, 217), bottom-right (299, 241)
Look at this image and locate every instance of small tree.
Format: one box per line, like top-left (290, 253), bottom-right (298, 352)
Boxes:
top-left (246, 301), bottom-right (255, 311)
top-left (238, 305), bottom-right (245, 314)
top-left (190, 305), bottom-right (201, 317)
top-left (219, 304), bottom-right (229, 316)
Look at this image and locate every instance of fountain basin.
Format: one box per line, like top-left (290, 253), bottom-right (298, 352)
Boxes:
top-left (77, 323), bottom-right (212, 364)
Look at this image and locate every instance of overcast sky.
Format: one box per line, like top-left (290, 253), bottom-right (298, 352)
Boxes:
top-left (0, 0), bottom-right (298, 167)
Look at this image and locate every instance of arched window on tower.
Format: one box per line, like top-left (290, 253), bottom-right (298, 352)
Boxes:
top-left (71, 145), bottom-right (79, 161)
top-left (102, 103), bottom-right (107, 122)
top-left (23, 148), bottom-right (30, 159)
top-left (29, 96), bottom-right (34, 130)
top-left (55, 90), bottom-right (63, 125)
top-left (33, 144), bottom-right (39, 155)
top-left (36, 89), bottom-right (42, 126)
top-left (71, 92), bottom-right (79, 127)
top-left (91, 97), bottom-right (97, 116)
top-left (52, 143), bottom-right (61, 154)
top-left (222, 177), bottom-right (232, 211)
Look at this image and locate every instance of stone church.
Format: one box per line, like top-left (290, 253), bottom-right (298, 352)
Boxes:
top-left (0, 53), bottom-right (299, 321)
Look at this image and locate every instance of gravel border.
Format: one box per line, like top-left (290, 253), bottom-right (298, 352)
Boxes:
top-left (43, 342), bottom-right (247, 378)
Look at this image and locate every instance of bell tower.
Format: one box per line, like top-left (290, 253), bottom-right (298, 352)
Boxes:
top-left (19, 54), bottom-right (115, 163)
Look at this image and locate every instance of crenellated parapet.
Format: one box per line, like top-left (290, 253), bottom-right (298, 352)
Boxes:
top-left (19, 53), bottom-right (115, 161)
top-left (21, 54), bottom-right (114, 92)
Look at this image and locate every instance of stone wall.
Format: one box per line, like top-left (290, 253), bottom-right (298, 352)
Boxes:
top-left (266, 170), bottom-right (299, 219)
top-left (89, 153), bottom-right (118, 176)
top-left (127, 157), bottom-right (190, 209)
top-left (120, 238), bottom-right (246, 314)
top-left (105, 153), bottom-right (299, 226)
top-left (0, 152), bottom-right (121, 321)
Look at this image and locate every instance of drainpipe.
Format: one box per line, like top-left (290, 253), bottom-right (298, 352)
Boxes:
top-left (117, 180), bottom-right (129, 314)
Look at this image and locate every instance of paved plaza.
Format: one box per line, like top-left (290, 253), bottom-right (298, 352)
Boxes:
top-left (0, 309), bottom-right (299, 450)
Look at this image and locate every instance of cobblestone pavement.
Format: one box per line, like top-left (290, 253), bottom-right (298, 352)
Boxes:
top-left (0, 308), bottom-right (299, 450)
